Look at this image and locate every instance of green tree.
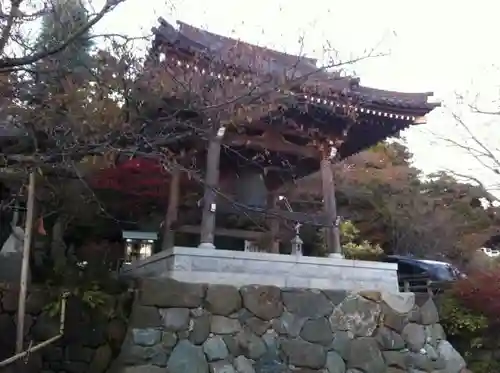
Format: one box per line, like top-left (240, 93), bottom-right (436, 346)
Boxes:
top-left (286, 141), bottom-right (500, 264)
top-left (0, 0), bottom-right (122, 72)
top-left (338, 143), bottom-right (497, 264)
top-left (35, 0), bottom-right (94, 85)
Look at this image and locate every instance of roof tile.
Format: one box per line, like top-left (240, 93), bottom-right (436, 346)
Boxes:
top-left (153, 18), bottom-right (438, 113)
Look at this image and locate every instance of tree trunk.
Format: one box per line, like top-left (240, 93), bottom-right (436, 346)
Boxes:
top-left (50, 216), bottom-right (67, 269)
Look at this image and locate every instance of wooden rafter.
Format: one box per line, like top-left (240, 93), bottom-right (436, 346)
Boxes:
top-left (223, 130), bottom-right (319, 159)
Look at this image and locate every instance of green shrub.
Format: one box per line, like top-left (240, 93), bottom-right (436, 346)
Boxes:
top-left (440, 293), bottom-right (487, 343)
top-left (340, 220), bottom-right (384, 261)
top-left (439, 279), bottom-right (498, 373)
top-left (343, 240), bottom-right (384, 261)
top-left (312, 219), bottom-right (384, 260)
top-left (43, 259), bottom-right (130, 320)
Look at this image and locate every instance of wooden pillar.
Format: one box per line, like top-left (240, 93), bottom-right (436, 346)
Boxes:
top-left (199, 128), bottom-right (225, 249)
top-left (320, 148), bottom-right (342, 257)
top-left (267, 193), bottom-right (280, 253)
top-left (162, 166), bottom-right (181, 250)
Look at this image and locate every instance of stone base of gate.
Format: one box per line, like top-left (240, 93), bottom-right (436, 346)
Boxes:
top-left (120, 247), bottom-right (399, 292)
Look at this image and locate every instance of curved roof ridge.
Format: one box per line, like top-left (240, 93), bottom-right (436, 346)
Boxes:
top-left (353, 85), bottom-right (435, 100)
top-left (176, 20), bottom-right (319, 66)
top-left (153, 18), bottom-right (440, 112)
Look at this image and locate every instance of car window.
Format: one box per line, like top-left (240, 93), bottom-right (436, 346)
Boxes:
top-left (398, 262), bottom-right (426, 275)
top-left (430, 264), bottom-right (455, 281)
top-left (384, 257), bottom-right (398, 263)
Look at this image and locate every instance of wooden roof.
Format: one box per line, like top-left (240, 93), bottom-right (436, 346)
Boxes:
top-left (152, 18), bottom-right (439, 116)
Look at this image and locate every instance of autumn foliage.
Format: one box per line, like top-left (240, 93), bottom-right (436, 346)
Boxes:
top-left (452, 270), bottom-right (500, 323)
top-left (284, 141), bottom-right (500, 263)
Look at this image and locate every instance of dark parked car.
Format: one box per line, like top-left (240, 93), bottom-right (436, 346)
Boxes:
top-left (381, 255), bottom-right (464, 292)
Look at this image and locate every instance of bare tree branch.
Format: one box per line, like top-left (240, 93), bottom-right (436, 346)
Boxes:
top-left (0, 0), bottom-right (127, 71)
top-left (0, 0), bottom-right (22, 55)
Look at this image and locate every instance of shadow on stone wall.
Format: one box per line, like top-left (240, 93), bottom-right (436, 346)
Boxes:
top-left (0, 283), bottom-right (131, 373)
top-left (111, 279), bottom-right (469, 373)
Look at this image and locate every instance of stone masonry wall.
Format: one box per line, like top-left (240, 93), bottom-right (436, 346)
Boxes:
top-left (0, 283), bottom-right (129, 373)
top-left (113, 278), bottom-right (468, 373)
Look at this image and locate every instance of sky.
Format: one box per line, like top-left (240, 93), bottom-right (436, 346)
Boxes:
top-left (91, 0), bottom-right (500, 192)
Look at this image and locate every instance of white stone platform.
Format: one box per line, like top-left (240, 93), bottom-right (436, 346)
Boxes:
top-left (120, 246), bottom-right (399, 292)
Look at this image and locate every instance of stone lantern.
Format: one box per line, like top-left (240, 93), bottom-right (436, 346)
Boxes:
top-left (290, 223), bottom-right (303, 257)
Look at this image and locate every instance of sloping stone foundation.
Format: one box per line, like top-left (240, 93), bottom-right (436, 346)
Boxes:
top-left (111, 279), bottom-right (468, 373)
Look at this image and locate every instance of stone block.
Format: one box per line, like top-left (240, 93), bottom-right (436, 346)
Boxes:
top-left (235, 329), bottom-right (266, 360)
top-left (210, 316), bottom-right (241, 335)
top-left (115, 258), bottom-right (471, 373)
top-left (401, 323), bottom-right (426, 352)
top-left (2, 289), bottom-right (18, 312)
top-left (233, 355), bottom-right (255, 373)
top-left (330, 294), bottom-right (381, 338)
top-left (140, 278), bottom-right (206, 308)
top-left (240, 285), bottom-right (283, 320)
top-left (121, 247), bottom-right (399, 292)
top-left (25, 290), bottom-right (47, 315)
top-left (88, 344), bottom-right (113, 373)
top-left (206, 285), bottom-right (242, 316)
top-left (161, 331), bottom-right (178, 349)
top-left (329, 331), bottom-right (351, 360)
top-left (31, 312), bottom-right (59, 341)
top-left (203, 336), bottom-right (229, 361)
top-left (243, 317), bottom-right (269, 336)
top-left (381, 292), bottom-right (415, 315)
top-left (132, 328), bottom-right (161, 346)
top-left (65, 345), bottom-right (94, 363)
top-left (129, 304), bottom-right (161, 328)
top-left (0, 253), bottom-right (25, 284)
top-left (167, 340), bottom-right (208, 373)
top-left (209, 360), bottom-right (236, 373)
top-left (282, 289), bottom-right (333, 318)
top-left (159, 308), bottom-right (190, 331)
top-left (301, 317), bottom-right (334, 345)
top-left (381, 350), bottom-right (407, 369)
top-left (346, 338), bottom-right (385, 373)
top-left (272, 311), bottom-right (307, 338)
top-left (281, 339), bottom-right (326, 369)
top-left (171, 255), bottom-right (192, 271)
top-left (419, 298), bottom-right (439, 325)
top-left (326, 351), bottom-right (346, 373)
top-left (107, 318), bottom-right (127, 347)
top-left (374, 326), bottom-right (405, 350)
top-left (382, 302), bottom-right (409, 333)
top-left (122, 365), bottom-right (165, 373)
top-left (284, 276), bottom-right (310, 288)
top-left (322, 290), bottom-right (348, 306)
top-left (437, 340), bottom-right (466, 373)
top-left (189, 312), bottom-right (210, 345)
